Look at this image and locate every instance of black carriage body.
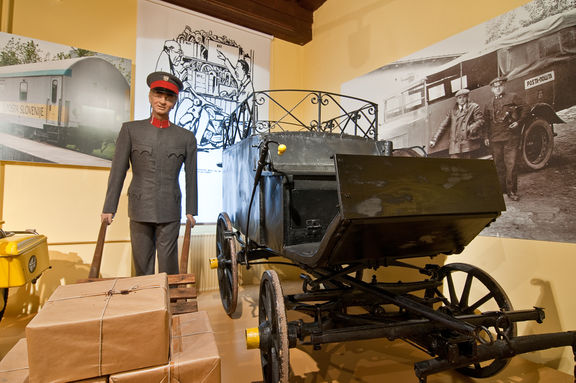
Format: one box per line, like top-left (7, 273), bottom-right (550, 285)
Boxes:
top-left (222, 130), bottom-right (506, 266)
top-left (222, 131), bottom-right (383, 253)
top-left (294, 153), bottom-right (507, 267)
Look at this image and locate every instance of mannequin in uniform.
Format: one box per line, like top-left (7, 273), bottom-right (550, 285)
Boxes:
top-left (101, 71), bottom-right (197, 275)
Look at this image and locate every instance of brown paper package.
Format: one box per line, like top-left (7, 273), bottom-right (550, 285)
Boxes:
top-left (25, 274), bottom-right (170, 383)
top-left (109, 311), bottom-right (221, 383)
top-left (0, 339), bottom-right (107, 383)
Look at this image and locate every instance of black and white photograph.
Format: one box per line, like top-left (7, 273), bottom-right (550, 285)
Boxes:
top-left (0, 32), bottom-right (131, 167)
top-left (343, 1), bottom-right (576, 244)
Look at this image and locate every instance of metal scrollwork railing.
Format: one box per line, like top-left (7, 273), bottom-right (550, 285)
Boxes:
top-left (220, 90), bottom-right (378, 149)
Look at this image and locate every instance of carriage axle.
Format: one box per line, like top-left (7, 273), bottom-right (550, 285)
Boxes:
top-left (287, 308), bottom-right (544, 346)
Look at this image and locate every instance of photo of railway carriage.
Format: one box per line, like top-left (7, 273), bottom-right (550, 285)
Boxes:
top-left (0, 33), bottom-right (131, 165)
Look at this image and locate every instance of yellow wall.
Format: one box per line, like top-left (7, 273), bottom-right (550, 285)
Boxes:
top-left (10, 0), bottom-right (137, 60)
top-left (1, 0), bottom-right (575, 375)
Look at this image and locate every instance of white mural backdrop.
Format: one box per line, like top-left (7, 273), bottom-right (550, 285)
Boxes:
top-left (137, 0), bottom-right (271, 223)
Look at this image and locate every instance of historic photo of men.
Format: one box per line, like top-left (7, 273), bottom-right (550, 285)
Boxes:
top-left (343, 2), bottom-right (576, 243)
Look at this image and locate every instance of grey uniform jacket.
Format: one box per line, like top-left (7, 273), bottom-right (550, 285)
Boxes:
top-left (103, 118), bottom-right (198, 223)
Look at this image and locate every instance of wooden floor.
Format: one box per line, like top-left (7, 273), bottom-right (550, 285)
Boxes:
top-left (1, 281), bottom-right (573, 383)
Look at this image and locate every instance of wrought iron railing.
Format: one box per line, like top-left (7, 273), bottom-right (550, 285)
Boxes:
top-left (220, 90), bottom-right (378, 148)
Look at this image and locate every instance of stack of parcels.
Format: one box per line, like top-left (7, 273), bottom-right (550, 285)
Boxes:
top-left (0, 273), bottom-right (221, 382)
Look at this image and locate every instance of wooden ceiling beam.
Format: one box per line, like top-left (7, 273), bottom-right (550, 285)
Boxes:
top-left (161, 0), bottom-right (326, 45)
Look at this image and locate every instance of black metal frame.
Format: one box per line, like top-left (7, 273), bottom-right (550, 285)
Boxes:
top-left (220, 90), bottom-right (379, 149)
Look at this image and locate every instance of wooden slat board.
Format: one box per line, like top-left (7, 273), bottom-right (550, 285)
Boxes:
top-left (168, 273), bottom-right (196, 285)
top-left (169, 286), bottom-right (198, 300)
top-left (171, 300), bottom-right (198, 315)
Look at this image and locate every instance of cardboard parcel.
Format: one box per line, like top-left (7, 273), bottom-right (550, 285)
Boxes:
top-left (109, 311), bottom-right (221, 383)
top-left (26, 274), bottom-right (171, 383)
top-left (0, 339), bottom-right (107, 383)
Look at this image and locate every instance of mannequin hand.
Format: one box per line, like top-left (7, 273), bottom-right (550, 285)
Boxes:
top-left (101, 213), bottom-right (114, 225)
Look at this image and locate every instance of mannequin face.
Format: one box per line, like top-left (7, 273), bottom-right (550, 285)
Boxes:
top-left (149, 89), bottom-right (177, 119)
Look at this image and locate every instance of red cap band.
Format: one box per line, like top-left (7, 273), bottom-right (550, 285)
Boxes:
top-left (150, 80), bottom-right (179, 94)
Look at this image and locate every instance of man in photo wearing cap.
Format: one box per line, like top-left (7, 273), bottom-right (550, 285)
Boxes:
top-left (101, 71), bottom-right (198, 275)
top-left (429, 88), bottom-right (484, 159)
top-left (484, 77), bottom-right (527, 201)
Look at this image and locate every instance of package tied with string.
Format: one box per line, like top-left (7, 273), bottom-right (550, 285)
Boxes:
top-left (25, 273), bottom-right (171, 383)
top-left (109, 311), bottom-right (221, 383)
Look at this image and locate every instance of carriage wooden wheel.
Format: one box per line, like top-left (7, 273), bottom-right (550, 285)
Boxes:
top-left (258, 270), bottom-right (289, 383)
top-left (431, 263), bottom-right (517, 378)
top-left (215, 212), bottom-right (238, 316)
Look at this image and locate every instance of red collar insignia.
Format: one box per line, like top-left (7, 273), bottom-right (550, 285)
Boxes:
top-left (150, 116), bottom-right (170, 128)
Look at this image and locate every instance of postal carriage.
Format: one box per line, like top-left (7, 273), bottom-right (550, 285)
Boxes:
top-left (210, 90), bottom-right (575, 382)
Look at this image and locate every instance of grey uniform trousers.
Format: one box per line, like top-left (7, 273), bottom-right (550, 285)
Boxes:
top-left (129, 220), bottom-right (180, 275)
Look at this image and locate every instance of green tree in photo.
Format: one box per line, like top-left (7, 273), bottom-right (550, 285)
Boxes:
top-left (0, 38), bottom-right (23, 66)
top-left (0, 38), bottom-right (48, 66)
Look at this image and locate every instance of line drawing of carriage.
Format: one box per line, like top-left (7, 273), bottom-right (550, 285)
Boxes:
top-left (210, 90), bottom-right (575, 382)
top-left (156, 27), bottom-right (255, 152)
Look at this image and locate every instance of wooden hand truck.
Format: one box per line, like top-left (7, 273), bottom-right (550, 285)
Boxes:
top-left (79, 220), bottom-right (198, 315)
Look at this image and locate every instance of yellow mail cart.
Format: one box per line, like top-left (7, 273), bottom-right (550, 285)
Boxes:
top-left (0, 221), bottom-right (50, 321)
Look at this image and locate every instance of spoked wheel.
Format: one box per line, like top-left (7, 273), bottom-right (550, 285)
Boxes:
top-left (259, 270), bottom-right (289, 383)
top-left (0, 288), bottom-right (8, 322)
top-left (434, 263), bottom-right (516, 378)
top-left (216, 212), bottom-right (238, 316)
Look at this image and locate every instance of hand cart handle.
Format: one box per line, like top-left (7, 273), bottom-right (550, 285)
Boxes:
top-left (89, 221), bottom-right (108, 279)
top-left (179, 219), bottom-right (192, 274)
